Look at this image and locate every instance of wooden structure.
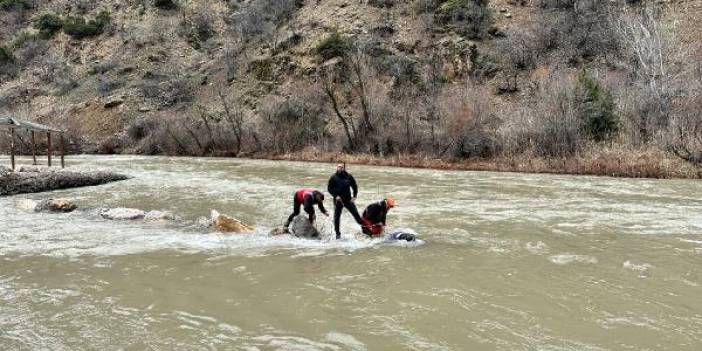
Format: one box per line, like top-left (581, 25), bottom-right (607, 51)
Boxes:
top-left (0, 117), bottom-right (66, 171)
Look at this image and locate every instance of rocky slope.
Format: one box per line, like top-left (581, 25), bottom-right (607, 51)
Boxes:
top-left (1, 0), bottom-right (701, 176)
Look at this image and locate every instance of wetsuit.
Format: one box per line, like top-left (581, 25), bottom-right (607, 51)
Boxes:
top-left (284, 189), bottom-right (327, 228)
top-left (362, 201), bottom-right (389, 236)
top-left (327, 170), bottom-right (363, 239)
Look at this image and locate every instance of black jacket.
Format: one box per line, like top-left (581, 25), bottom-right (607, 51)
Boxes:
top-left (327, 171), bottom-right (358, 201)
top-left (363, 201), bottom-right (388, 225)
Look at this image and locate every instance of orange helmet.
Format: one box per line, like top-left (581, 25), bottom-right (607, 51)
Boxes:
top-left (385, 197), bottom-right (397, 208)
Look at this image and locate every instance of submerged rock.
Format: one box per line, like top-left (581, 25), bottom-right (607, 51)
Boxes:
top-left (211, 210), bottom-right (255, 233)
top-left (387, 228), bottom-right (418, 242)
top-left (1, 168), bottom-right (130, 196)
top-left (15, 199), bottom-right (38, 211)
top-left (100, 208), bottom-right (146, 220)
top-left (289, 215), bottom-right (320, 239)
top-left (144, 210), bottom-right (176, 221)
top-left (35, 199), bottom-right (78, 213)
top-left (269, 227), bottom-right (289, 236)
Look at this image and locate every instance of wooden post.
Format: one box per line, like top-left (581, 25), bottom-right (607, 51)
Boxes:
top-left (47, 131), bottom-right (52, 167)
top-left (60, 133), bottom-right (65, 168)
top-left (31, 130), bottom-right (37, 165)
top-left (10, 128), bottom-right (15, 171)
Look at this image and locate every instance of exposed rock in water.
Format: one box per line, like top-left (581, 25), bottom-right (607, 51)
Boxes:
top-left (211, 210), bottom-right (255, 233)
top-left (144, 210), bottom-right (176, 221)
top-left (0, 167), bottom-right (130, 196)
top-left (269, 227), bottom-right (289, 236)
top-left (100, 208), bottom-right (146, 220)
top-left (35, 199), bottom-right (78, 213)
top-left (289, 215), bottom-right (320, 239)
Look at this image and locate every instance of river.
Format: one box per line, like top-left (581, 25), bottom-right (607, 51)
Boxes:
top-left (1, 155), bottom-right (701, 350)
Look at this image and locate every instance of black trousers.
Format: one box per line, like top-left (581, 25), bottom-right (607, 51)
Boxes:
top-left (285, 198), bottom-right (312, 228)
top-left (334, 199), bottom-right (363, 238)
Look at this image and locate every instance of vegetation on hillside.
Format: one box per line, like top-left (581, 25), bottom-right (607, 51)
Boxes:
top-left (0, 0), bottom-right (700, 178)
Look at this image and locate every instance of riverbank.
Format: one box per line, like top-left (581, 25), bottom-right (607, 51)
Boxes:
top-left (255, 146), bottom-right (701, 179)
top-left (0, 166), bottom-right (130, 196)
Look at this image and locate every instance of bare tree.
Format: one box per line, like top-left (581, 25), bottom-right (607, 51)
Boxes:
top-left (218, 90), bottom-right (245, 155)
top-left (320, 67), bottom-right (357, 150)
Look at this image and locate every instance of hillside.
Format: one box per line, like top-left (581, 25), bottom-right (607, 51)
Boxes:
top-left (1, 0), bottom-right (701, 177)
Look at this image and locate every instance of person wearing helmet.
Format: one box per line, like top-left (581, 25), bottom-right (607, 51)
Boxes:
top-left (361, 197), bottom-right (396, 237)
top-left (284, 188), bottom-right (329, 231)
top-left (327, 163), bottom-right (364, 239)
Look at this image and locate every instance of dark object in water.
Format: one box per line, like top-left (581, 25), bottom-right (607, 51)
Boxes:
top-left (394, 233), bottom-right (416, 242)
top-left (388, 229), bottom-right (417, 242)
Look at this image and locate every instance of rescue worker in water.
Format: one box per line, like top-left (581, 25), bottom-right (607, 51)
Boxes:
top-left (361, 197), bottom-right (396, 237)
top-left (327, 163), bottom-right (364, 239)
top-left (284, 188), bottom-right (329, 231)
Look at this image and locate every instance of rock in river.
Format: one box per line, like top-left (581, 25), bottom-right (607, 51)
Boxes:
top-left (211, 210), bottom-right (255, 233)
top-left (35, 199), bottom-right (78, 213)
top-left (289, 215), bottom-right (321, 239)
top-left (100, 208), bottom-right (146, 220)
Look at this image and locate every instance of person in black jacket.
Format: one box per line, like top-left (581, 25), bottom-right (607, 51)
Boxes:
top-left (361, 198), bottom-right (396, 237)
top-left (284, 188), bottom-right (329, 230)
top-left (327, 163), bottom-right (364, 239)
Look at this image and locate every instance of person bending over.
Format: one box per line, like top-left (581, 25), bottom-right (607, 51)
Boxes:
top-left (284, 188), bottom-right (329, 231)
top-left (361, 197), bottom-right (396, 237)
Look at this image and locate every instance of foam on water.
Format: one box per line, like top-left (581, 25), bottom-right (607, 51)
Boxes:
top-left (0, 199), bottom-right (424, 257)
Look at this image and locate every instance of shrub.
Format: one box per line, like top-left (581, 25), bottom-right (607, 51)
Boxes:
top-left (33, 14), bottom-right (64, 38)
top-left (13, 31), bottom-right (42, 48)
top-left (249, 58), bottom-right (274, 81)
top-left (0, 0), bottom-right (29, 11)
top-left (153, 0), bottom-right (177, 10)
top-left (0, 46), bottom-right (14, 64)
top-left (62, 11), bottom-right (110, 39)
top-left (436, 0), bottom-right (492, 39)
top-left (260, 87), bottom-right (328, 152)
top-left (574, 69), bottom-right (618, 141)
top-left (369, 0), bottom-right (394, 8)
top-left (316, 32), bottom-right (351, 60)
top-left (180, 12), bottom-right (214, 49)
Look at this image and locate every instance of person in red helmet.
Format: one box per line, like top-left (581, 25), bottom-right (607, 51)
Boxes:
top-left (284, 188), bottom-right (329, 231)
top-left (361, 197), bottom-right (396, 237)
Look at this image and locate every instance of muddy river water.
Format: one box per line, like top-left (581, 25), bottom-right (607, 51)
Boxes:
top-left (1, 155), bottom-right (701, 350)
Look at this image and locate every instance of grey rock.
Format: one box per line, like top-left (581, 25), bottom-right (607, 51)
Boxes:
top-left (104, 96), bottom-right (124, 108)
top-left (144, 210), bottom-right (176, 221)
top-left (100, 208), bottom-right (146, 220)
top-left (289, 215), bottom-right (320, 239)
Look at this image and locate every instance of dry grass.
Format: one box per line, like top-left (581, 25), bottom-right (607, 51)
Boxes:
top-left (254, 145), bottom-right (701, 179)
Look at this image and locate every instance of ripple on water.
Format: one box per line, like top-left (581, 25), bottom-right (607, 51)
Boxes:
top-left (548, 254), bottom-right (598, 265)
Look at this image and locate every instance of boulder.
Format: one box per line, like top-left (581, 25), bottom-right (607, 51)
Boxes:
top-left (35, 199), bottom-right (77, 213)
top-left (289, 215), bottom-right (320, 239)
top-left (211, 210), bottom-right (255, 233)
top-left (100, 207), bottom-right (146, 220)
top-left (144, 210), bottom-right (176, 221)
top-left (104, 96), bottom-right (124, 108)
